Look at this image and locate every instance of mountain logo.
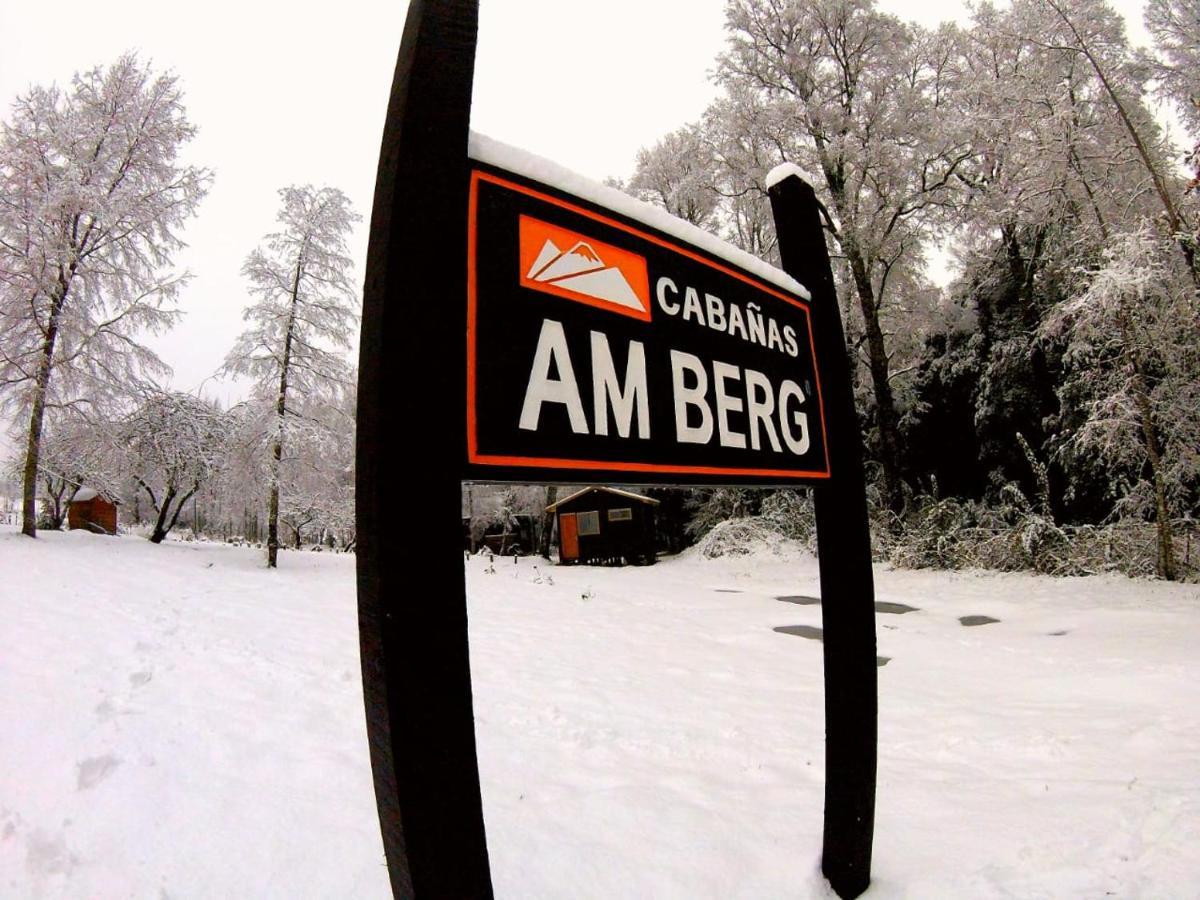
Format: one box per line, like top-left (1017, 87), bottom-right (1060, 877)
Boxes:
top-left (518, 215), bottom-right (651, 321)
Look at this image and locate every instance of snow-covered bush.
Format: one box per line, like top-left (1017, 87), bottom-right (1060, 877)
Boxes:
top-left (696, 518), bottom-right (787, 561)
top-left (888, 496), bottom-right (978, 570)
top-left (759, 490), bottom-right (816, 547)
top-left (695, 517), bottom-right (787, 559)
top-left (889, 485), bottom-right (1198, 580)
top-left (684, 488), bottom-right (762, 539)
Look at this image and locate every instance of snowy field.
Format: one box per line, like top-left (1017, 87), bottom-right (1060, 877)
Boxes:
top-left (2, 526), bottom-right (1198, 898)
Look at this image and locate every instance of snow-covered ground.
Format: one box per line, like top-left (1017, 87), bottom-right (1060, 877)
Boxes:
top-left (2, 526), bottom-right (1197, 898)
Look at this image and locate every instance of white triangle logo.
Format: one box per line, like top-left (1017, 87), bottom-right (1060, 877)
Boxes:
top-left (525, 240), bottom-right (645, 312)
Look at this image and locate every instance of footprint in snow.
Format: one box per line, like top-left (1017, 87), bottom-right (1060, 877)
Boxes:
top-left (773, 625), bottom-right (892, 667)
top-left (959, 615), bottom-right (1001, 627)
top-left (24, 829), bottom-right (79, 878)
top-left (774, 624), bottom-right (824, 640)
top-left (875, 601), bottom-right (919, 614)
top-left (129, 670), bottom-right (152, 688)
top-left (76, 754), bottom-right (121, 791)
top-left (776, 595), bottom-right (821, 606)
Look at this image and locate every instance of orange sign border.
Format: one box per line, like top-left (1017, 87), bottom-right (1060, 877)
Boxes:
top-left (467, 168), bottom-right (832, 481)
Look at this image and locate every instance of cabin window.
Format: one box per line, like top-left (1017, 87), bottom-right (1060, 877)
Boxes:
top-left (607, 508), bottom-right (633, 522)
top-left (577, 511), bottom-right (600, 535)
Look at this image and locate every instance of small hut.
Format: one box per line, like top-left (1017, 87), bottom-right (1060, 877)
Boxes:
top-left (546, 487), bottom-right (658, 566)
top-left (67, 487), bottom-right (119, 535)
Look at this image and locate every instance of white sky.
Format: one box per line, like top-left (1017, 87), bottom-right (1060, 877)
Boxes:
top-left (0, 0), bottom-right (1156, 408)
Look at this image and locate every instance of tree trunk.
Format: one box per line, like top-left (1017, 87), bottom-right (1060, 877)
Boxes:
top-left (846, 247), bottom-right (904, 516)
top-left (267, 259), bottom-right (302, 569)
top-left (149, 486), bottom-right (178, 544)
top-left (815, 149), bottom-right (904, 517)
top-left (45, 477), bottom-right (66, 530)
top-left (21, 311), bottom-right (65, 536)
top-left (267, 454), bottom-right (281, 567)
top-left (21, 375), bottom-right (50, 534)
top-left (156, 483), bottom-right (199, 544)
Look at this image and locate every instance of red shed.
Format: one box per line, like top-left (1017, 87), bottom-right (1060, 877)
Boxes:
top-left (67, 487), bottom-right (119, 535)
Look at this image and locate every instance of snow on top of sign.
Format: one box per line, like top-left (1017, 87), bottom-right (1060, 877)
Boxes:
top-left (469, 132), bottom-right (811, 301)
top-left (764, 162), bottom-right (815, 190)
top-left (72, 487), bottom-right (99, 502)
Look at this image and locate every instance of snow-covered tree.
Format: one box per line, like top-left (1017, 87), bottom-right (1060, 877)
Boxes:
top-left (207, 398), bottom-right (273, 543)
top-left (1145, 0), bottom-right (1200, 136)
top-left (626, 124), bottom-right (720, 229)
top-left (699, 87), bottom-right (790, 261)
top-left (1144, 0), bottom-right (1200, 259)
top-left (1043, 225), bottom-right (1200, 580)
top-left (6, 412), bottom-right (120, 529)
top-left (717, 0), bottom-right (973, 512)
top-left (0, 53), bottom-right (210, 537)
top-left (906, 0), bottom-right (1187, 507)
top-left (277, 381), bottom-right (356, 550)
top-left (1033, 0), bottom-right (1195, 275)
top-left (122, 392), bottom-right (230, 544)
top-left (222, 185), bottom-right (359, 567)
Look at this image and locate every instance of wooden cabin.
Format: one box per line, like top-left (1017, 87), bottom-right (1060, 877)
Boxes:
top-left (67, 487), bottom-right (119, 535)
top-left (546, 487), bottom-right (658, 566)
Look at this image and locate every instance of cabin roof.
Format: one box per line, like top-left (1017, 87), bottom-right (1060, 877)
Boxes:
top-left (70, 487), bottom-right (119, 504)
top-left (545, 486), bottom-right (660, 512)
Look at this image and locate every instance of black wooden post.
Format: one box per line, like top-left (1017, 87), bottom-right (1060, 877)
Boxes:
top-left (769, 172), bottom-right (878, 899)
top-left (356, 0), bottom-right (492, 896)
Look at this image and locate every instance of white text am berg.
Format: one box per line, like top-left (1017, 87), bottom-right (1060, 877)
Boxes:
top-left (518, 307), bottom-right (813, 456)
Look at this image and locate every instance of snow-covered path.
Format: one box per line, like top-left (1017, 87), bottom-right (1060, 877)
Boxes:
top-left (2, 527), bottom-right (1197, 897)
top-left (469, 549), bottom-right (1200, 898)
top-left (1, 530), bottom-right (383, 898)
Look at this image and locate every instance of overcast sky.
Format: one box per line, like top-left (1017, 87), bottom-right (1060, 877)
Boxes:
top-left (0, 0), bottom-right (1157, 409)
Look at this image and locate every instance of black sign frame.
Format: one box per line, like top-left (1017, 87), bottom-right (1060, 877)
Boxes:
top-left (356, 1), bottom-right (877, 897)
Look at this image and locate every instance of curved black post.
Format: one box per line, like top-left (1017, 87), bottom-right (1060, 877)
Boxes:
top-left (768, 172), bottom-right (878, 899)
top-left (356, 1), bottom-right (492, 896)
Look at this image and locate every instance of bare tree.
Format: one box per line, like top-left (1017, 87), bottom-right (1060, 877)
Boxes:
top-left (222, 185), bottom-right (359, 568)
top-left (0, 53), bottom-right (210, 536)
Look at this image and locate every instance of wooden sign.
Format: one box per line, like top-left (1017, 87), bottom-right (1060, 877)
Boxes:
top-left (467, 164), bottom-right (830, 484)
top-left (356, 1), bottom-right (877, 898)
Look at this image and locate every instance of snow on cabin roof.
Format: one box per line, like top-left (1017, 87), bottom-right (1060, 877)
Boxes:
top-left (70, 487), bottom-right (118, 504)
top-left (469, 132), bottom-right (811, 302)
top-left (545, 486), bottom-right (660, 512)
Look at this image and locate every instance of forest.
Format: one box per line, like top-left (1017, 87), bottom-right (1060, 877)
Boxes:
top-left (1, 0), bottom-right (1197, 580)
top-left (612, 0), bottom-right (1200, 581)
